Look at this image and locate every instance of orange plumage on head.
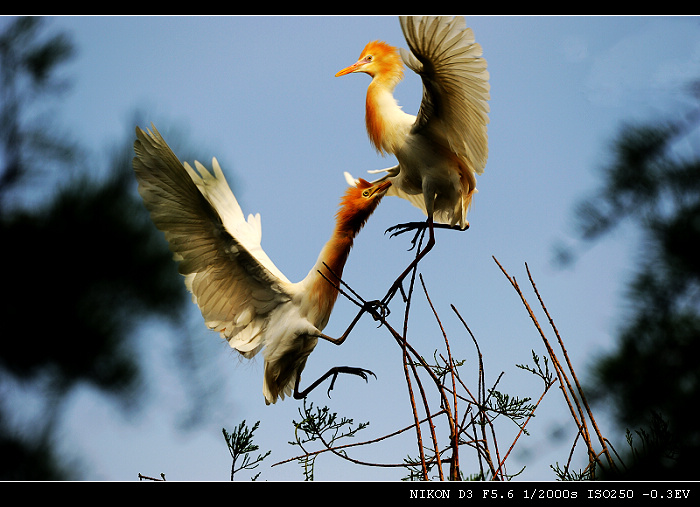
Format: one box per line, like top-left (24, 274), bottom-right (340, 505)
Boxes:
top-left (315, 178), bottom-right (383, 306)
top-left (359, 41), bottom-right (403, 80)
top-left (339, 178), bottom-right (371, 209)
top-left (336, 179), bottom-right (381, 234)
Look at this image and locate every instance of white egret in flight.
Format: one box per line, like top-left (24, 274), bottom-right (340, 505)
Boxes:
top-left (133, 126), bottom-right (390, 404)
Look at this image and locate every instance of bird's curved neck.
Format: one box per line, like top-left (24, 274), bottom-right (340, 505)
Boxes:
top-left (366, 78), bottom-right (410, 155)
top-left (315, 233), bottom-right (355, 295)
top-left (302, 208), bottom-right (371, 328)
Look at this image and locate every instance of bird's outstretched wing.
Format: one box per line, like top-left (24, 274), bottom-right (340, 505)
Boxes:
top-left (133, 125), bottom-right (290, 356)
top-left (399, 16), bottom-right (490, 175)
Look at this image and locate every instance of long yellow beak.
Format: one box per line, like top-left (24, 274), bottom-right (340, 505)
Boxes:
top-left (375, 180), bottom-right (392, 195)
top-left (335, 60), bottom-right (363, 77)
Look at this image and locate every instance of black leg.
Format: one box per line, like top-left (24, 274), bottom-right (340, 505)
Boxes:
top-left (382, 218), bottom-right (469, 304)
top-left (382, 217), bottom-right (436, 305)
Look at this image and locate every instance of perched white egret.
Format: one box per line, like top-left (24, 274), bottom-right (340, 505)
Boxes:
top-left (336, 16), bottom-right (490, 296)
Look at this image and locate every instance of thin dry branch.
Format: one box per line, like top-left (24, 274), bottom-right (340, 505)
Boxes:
top-left (524, 263), bottom-right (616, 473)
top-left (276, 239), bottom-right (607, 481)
top-left (493, 256), bottom-right (618, 478)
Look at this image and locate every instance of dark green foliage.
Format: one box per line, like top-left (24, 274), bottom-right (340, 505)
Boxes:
top-left (0, 162), bottom-right (185, 395)
top-left (565, 94), bottom-right (700, 478)
top-left (223, 420), bottom-right (271, 481)
top-left (289, 400), bottom-right (369, 481)
top-left (0, 421), bottom-right (70, 480)
top-left (0, 16), bottom-right (191, 480)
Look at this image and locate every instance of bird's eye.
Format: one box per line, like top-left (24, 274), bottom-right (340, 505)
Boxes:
top-left (362, 189), bottom-right (370, 197)
top-left (365, 55), bottom-right (373, 62)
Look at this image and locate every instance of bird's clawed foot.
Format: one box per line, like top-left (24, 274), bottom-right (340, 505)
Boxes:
top-left (326, 366), bottom-right (376, 398)
top-left (385, 221), bottom-right (429, 251)
top-left (363, 298), bottom-right (390, 321)
top-left (295, 366), bottom-right (376, 400)
top-left (386, 220), bottom-right (469, 250)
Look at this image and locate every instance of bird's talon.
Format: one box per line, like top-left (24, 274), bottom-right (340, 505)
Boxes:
top-left (325, 367), bottom-right (376, 398)
top-left (364, 299), bottom-right (390, 320)
top-left (326, 374), bottom-right (338, 398)
top-left (386, 221), bottom-right (427, 236)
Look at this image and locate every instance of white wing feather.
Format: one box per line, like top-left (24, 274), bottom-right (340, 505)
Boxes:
top-left (399, 15), bottom-right (490, 175)
top-left (346, 17), bottom-right (489, 228)
top-left (133, 125), bottom-right (290, 357)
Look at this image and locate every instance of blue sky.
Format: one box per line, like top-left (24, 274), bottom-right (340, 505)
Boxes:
top-left (8, 16), bottom-right (700, 481)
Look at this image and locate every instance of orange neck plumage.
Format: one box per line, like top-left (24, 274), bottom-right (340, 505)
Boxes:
top-left (365, 86), bottom-right (386, 154)
top-left (305, 184), bottom-right (383, 328)
top-left (362, 42), bottom-right (405, 155)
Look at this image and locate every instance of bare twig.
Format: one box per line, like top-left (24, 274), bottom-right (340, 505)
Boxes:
top-left (138, 472), bottom-right (166, 481)
top-left (524, 263), bottom-right (616, 473)
top-left (493, 256), bottom-right (618, 478)
top-left (421, 275), bottom-right (460, 480)
top-left (276, 239), bottom-right (608, 482)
